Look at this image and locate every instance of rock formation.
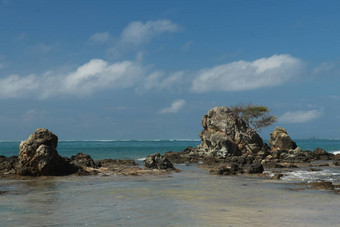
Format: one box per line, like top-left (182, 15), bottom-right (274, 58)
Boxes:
top-left (268, 127), bottom-right (297, 151)
top-left (71, 153), bottom-right (96, 168)
top-left (197, 106), bottom-right (265, 158)
top-left (0, 155), bottom-right (17, 174)
top-left (16, 128), bottom-right (78, 176)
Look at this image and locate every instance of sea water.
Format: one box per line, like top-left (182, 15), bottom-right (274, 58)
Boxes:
top-left (1, 140), bottom-right (340, 226)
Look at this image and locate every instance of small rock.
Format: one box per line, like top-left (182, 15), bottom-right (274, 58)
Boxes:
top-left (144, 153), bottom-right (175, 170)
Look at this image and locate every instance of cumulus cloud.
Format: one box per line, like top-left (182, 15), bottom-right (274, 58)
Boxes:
top-left (120, 20), bottom-right (178, 45)
top-left (90, 32), bottom-right (110, 43)
top-left (110, 19), bottom-right (179, 56)
top-left (191, 54), bottom-right (304, 93)
top-left (158, 99), bottom-right (186, 114)
top-left (138, 70), bottom-right (184, 92)
top-left (0, 59), bottom-right (146, 99)
top-left (0, 74), bottom-right (39, 98)
top-left (279, 110), bottom-right (323, 123)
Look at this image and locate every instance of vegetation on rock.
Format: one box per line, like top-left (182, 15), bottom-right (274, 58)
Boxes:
top-left (231, 104), bottom-right (277, 132)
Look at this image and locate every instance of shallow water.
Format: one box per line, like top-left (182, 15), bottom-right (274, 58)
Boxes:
top-left (1, 140), bottom-right (340, 226)
top-left (1, 165), bottom-right (340, 227)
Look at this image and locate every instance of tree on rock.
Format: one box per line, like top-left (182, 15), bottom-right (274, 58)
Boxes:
top-left (231, 104), bottom-right (277, 132)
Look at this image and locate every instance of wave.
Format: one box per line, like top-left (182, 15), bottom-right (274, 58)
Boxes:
top-left (333, 151), bottom-right (340, 155)
top-left (279, 169), bottom-right (340, 183)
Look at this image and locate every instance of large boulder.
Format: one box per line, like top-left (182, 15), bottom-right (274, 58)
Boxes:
top-left (71, 153), bottom-right (96, 168)
top-left (198, 106), bottom-right (264, 157)
top-left (16, 128), bottom-right (78, 176)
top-left (269, 127), bottom-right (297, 151)
top-left (144, 153), bottom-right (175, 170)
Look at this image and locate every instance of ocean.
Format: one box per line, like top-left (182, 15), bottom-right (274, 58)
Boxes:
top-left (1, 139), bottom-right (340, 226)
top-left (1, 139), bottom-right (339, 160)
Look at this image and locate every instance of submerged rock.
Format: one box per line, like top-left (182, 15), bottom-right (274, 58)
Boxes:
top-left (95, 159), bottom-right (137, 167)
top-left (16, 128), bottom-right (78, 176)
top-left (144, 153), bottom-right (175, 170)
top-left (243, 162), bottom-right (264, 174)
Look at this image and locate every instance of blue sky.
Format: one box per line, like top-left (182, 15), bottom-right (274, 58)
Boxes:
top-left (0, 0), bottom-right (339, 140)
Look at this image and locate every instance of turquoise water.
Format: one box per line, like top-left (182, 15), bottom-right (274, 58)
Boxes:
top-left (0, 140), bottom-right (201, 160)
top-left (1, 139), bottom-right (340, 160)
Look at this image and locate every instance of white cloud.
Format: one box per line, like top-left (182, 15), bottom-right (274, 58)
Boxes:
top-left (158, 99), bottom-right (186, 114)
top-left (279, 110), bottom-right (323, 123)
top-left (313, 62), bottom-right (335, 74)
top-left (110, 19), bottom-right (179, 57)
top-left (0, 58), bottom-right (146, 99)
top-left (90, 32), bottom-right (110, 43)
top-left (191, 54), bottom-right (304, 93)
top-left (138, 70), bottom-right (184, 92)
top-left (0, 74), bottom-right (39, 98)
top-left (120, 20), bottom-right (178, 45)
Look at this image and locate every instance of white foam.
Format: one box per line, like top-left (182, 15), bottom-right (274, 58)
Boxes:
top-left (333, 151), bottom-right (340, 155)
top-left (136, 158), bottom-right (146, 161)
top-left (280, 169), bottom-right (340, 183)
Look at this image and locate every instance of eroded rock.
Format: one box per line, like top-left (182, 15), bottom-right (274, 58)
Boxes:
top-left (198, 106), bottom-right (264, 157)
top-left (16, 128), bottom-right (78, 176)
top-left (269, 127), bottom-right (297, 151)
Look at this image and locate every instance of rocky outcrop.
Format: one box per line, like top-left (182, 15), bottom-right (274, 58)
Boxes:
top-left (0, 155), bottom-right (17, 174)
top-left (313, 147), bottom-right (333, 160)
top-left (144, 153), bottom-right (175, 170)
top-left (269, 127), bottom-right (297, 151)
top-left (333, 154), bottom-right (340, 166)
top-left (16, 129), bottom-right (78, 176)
top-left (198, 106), bottom-right (264, 158)
top-left (71, 153), bottom-right (96, 168)
top-left (164, 146), bottom-right (201, 164)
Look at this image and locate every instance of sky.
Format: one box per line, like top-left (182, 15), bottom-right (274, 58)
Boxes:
top-left (0, 0), bottom-right (340, 140)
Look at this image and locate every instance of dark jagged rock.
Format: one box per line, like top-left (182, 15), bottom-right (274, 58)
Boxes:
top-left (71, 153), bottom-right (96, 168)
top-left (198, 106), bottom-right (264, 158)
top-left (333, 154), bottom-right (340, 166)
top-left (0, 155), bottom-right (18, 174)
top-left (144, 153), bottom-right (175, 170)
top-left (269, 127), bottom-right (297, 151)
top-left (313, 147), bottom-right (333, 161)
top-left (16, 128), bottom-right (78, 176)
top-left (164, 146), bottom-right (200, 164)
